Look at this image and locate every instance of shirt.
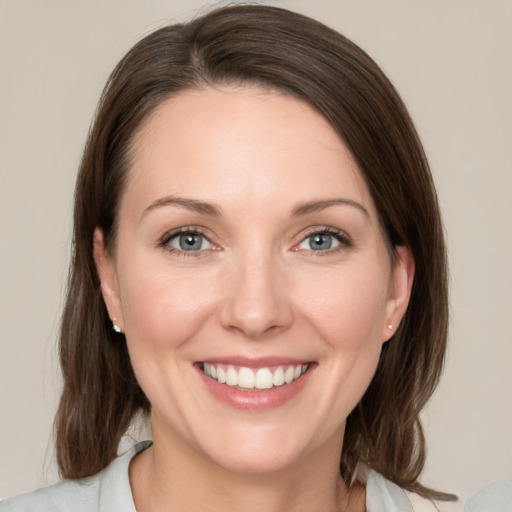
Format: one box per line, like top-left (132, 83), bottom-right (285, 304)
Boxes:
top-left (0, 441), bottom-right (457, 511)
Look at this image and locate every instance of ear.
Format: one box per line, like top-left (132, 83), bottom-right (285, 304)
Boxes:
top-left (93, 227), bottom-right (124, 332)
top-left (382, 245), bottom-right (415, 342)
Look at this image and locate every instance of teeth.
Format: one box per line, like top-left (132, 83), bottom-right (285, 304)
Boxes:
top-left (202, 363), bottom-right (308, 389)
top-left (255, 368), bottom-right (273, 389)
top-left (238, 367), bottom-right (255, 388)
top-left (272, 366), bottom-right (285, 386)
top-left (226, 366), bottom-right (238, 386)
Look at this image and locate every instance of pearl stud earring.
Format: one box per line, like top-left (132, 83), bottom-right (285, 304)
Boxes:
top-left (112, 318), bottom-right (122, 333)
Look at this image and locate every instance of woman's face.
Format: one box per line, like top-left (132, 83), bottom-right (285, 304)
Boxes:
top-left (95, 86), bottom-right (413, 474)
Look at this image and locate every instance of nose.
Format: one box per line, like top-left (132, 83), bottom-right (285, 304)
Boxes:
top-left (219, 252), bottom-right (293, 340)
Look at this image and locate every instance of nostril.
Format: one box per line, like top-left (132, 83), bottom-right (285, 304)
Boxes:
top-left (218, 261), bottom-right (294, 339)
top-left (224, 320), bottom-right (287, 341)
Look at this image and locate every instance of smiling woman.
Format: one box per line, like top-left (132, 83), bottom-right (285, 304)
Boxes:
top-left (1, 5), bottom-right (455, 512)
top-left (95, 88), bottom-right (411, 486)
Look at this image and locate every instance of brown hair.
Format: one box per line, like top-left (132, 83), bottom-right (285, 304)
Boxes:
top-left (56, 4), bottom-right (452, 500)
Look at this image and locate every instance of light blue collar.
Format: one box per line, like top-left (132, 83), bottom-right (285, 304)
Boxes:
top-left (102, 442), bottom-right (417, 512)
top-left (355, 464), bottom-right (414, 512)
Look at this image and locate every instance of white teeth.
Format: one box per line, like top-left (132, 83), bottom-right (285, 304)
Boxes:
top-left (284, 366), bottom-right (295, 384)
top-left (272, 366), bottom-right (285, 386)
top-left (238, 367), bottom-right (255, 389)
top-left (226, 366), bottom-right (238, 386)
top-left (255, 368), bottom-right (273, 389)
top-left (202, 363), bottom-right (308, 389)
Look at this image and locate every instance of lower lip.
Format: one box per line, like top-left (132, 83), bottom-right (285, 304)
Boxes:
top-left (197, 365), bottom-right (314, 411)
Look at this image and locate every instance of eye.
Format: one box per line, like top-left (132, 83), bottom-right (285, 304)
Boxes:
top-left (296, 228), bottom-right (351, 252)
top-left (164, 231), bottom-right (213, 252)
top-left (299, 233), bottom-right (339, 251)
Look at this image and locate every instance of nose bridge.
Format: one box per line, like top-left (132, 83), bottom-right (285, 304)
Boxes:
top-left (220, 242), bottom-right (292, 339)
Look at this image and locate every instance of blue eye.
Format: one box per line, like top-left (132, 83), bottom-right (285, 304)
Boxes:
top-left (167, 232), bottom-right (212, 251)
top-left (297, 230), bottom-right (349, 252)
top-left (303, 233), bottom-right (338, 251)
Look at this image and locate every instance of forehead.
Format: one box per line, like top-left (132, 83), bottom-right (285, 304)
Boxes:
top-left (124, 86), bottom-right (376, 218)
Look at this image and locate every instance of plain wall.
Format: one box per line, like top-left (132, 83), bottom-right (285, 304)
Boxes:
top-left (1, 0), bottom-right (511, 505)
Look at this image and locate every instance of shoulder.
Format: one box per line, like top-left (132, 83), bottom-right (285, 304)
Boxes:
top-left (0, 477), bottom-right (102, 512)
top-left (465, 479), bottom-right (512, 511)
top-left (362, 466), bottom-right (461, 512)
top-left (405, 491), bottom-right (461, 512)
top-left (0, 441), bottom-right (151, 512)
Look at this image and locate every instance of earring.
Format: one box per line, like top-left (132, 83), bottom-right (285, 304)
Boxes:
top-left (388, 324), bottom-right (393, 330)
top-left (112, 318), bottom-right (122, 333)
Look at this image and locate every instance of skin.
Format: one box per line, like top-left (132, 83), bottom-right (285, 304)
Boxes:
top-left (94, 86), bottom-right (414, 512)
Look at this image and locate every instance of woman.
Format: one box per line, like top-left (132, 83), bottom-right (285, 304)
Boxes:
top-left (1, 5), bottom-right (457, 511)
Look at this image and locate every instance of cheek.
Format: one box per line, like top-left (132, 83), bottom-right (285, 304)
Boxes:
top-left (118, 261), bottom-right (218, 352)
top-left (298, 265), bottom-right (390, 349)
top-left (294, 264), bottom-right (389, 417)
top-left (117, 262), bottom-right (222, 424)
top-left (310, 268), bottom-right (389, 404)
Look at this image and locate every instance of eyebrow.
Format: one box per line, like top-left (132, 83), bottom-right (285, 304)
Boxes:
top-left (142, 196), bottom-right (221, 218)
top-left (141, 196), bottom-right (368, 219)
top-left (292, 198), bottom-right (369, 217)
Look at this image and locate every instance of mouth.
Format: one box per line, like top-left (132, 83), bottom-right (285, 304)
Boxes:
top-left (199, 362), bottom-right (310, 390)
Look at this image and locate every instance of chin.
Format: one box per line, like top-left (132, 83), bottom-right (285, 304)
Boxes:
top-left (192, 421), bottom-right (323, 475)
top-left (206, 443), bottom-right (303, 475)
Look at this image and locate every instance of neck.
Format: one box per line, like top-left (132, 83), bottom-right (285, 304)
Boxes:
top-left (129, 422), bottom-right (363, 512)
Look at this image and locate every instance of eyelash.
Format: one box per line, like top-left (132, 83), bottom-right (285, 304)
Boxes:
top-left (296, 227), bottom-right (352, 256)
top-left (157, 226), bottom-right (352, 257)
top-left (158, 227), bottom-right (214, 258)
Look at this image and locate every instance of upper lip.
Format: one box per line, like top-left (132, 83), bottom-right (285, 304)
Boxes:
top-left (197, 356), bottom-right (312, 368)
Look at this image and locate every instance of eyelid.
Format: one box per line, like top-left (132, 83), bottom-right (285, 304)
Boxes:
top-left (158, 226), bottom-right (218, 255)
top-left (156, 225), bottom-right (351, 256)
top-left (292, 226), bottom-right (352, 252)
top-left (160, 226), bottom-right (207, 243)
top-left (168, 232), bottom-right (213, 251)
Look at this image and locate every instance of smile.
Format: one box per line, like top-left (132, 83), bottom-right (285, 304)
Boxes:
top-left (202, 363), bottom-right (309, 390)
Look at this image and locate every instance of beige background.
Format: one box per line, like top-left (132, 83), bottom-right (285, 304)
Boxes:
top-left (1, 0), bottom-right (511, 506)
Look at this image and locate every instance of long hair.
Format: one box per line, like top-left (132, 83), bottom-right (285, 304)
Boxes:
top-left (55, 4), bottom-right (451, 500)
